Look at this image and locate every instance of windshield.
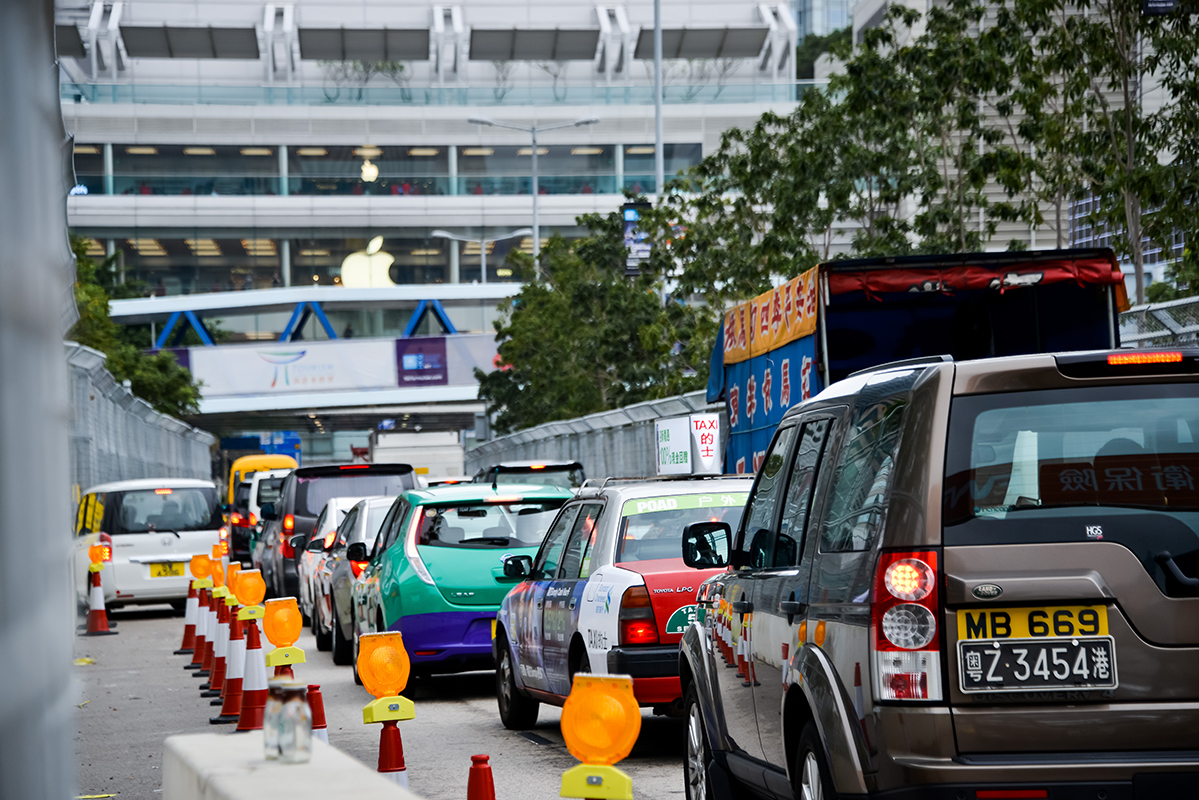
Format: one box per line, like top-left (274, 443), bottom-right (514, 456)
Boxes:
top-left (416, 500), bottom-right (566, 548)
top-left (616, 493), bottom-right (749, 563)
top-left (257, 477), bottom-right (284, 506)
top-left (489, 468), bottom-right (584, 489)
top-left (108, 487), bottom-right (222, 534)
top-left (357, 502), bottom-right (391, 547)
top-left (296, 473), bottom-right (412, 516)
top-left (944, 384), bottom-right (1199, 595)
top-left (315, 506), bottom-right (350, 546)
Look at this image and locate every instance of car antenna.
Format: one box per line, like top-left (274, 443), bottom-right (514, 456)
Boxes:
top-left (491, 468), bottom-right (498, 491)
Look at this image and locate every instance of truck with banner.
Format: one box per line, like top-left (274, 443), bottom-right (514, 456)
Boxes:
top-left (708, 248), bottom-right (1129, 473)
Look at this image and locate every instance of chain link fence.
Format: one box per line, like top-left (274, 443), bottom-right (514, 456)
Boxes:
top-left (465, 390), bottom-right (724, 480)
top-left (1120, 296), bottom-right (1199, 348)
top-left (66, 342), bottom-right (215, 496)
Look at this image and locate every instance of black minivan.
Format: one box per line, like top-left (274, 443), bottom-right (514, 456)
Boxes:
top-left (255, 464), bottom-right (416, 599)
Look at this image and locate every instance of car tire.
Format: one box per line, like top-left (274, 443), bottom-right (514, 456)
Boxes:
top-left (331, 603), bottom-right (352, 666)
top-left (351, 620), bottom-right (363, 685)
top-left (684, 683), bottom-right (714, 800)
top-left (496, 633), bottom-right (539, 730)
top-left (314, 606), bottom-right (332, 652)
top-left (793, 720), bottom-right (835, 800)
top-left (170, 599), bottom-right (187, 615)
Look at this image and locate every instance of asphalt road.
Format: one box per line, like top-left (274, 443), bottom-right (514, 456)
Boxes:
top-left (73, 604), bottom-right (687, 800)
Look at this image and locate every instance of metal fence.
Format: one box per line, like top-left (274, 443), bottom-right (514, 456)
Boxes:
top-left (66, 342), bottom-right (215, 495)
top-left (465, 390), bottom-right (724, 481)
top-left (1120, 296), bottom-right (1199, 348)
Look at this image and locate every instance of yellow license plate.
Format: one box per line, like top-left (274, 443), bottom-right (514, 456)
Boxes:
top-left (957, 605), bottom-right (1108, 640)
top-left (149, 562), bottom-right (185, 578)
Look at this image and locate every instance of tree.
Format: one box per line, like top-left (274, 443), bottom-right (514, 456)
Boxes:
top-left (475, 209), bottom-right (706, 434)
top-left (68, 235), bottom-right (203, 417)
top-left (795, 27), bottom-right (851, 80)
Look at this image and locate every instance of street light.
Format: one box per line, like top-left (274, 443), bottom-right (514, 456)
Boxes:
top-left (466, 116), bottom-right (600, 264)
top-left (431, 228), bottom-right (532, 285)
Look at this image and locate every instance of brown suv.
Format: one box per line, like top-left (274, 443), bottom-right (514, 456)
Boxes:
top-left (679, 350), bottom-right (1199, 800)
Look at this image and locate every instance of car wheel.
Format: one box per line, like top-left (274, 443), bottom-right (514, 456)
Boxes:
top-left (794, 720), bottom-right (834, 800)
top-left (314, 601), bottom-right (332, 652)
top-left (495, 633), bottom-right (539, 730)
top-left (351, 619), bottom-right (363, 685)
top-left (170, 599), bottom-right (187, 615)
top-left (684, 683), bottom-right (714, 800)
top-left (331, 603), bottom-right (351, 665)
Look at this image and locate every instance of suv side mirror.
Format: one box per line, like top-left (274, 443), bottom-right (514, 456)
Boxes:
top-left (682, 522), bottom-right (731, 569)
top-left (346, 542), bottom-right (369, 562)
top-left (306, 537), bottom-right (326, 552)
top-left (260, 502), bottom-right (278, 521)
top-left (503, 554), bottom-right (534, 579)
top-left (288, 534), bottom-right (307, 552)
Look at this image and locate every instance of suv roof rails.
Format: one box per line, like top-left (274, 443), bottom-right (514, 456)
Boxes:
top-left (848, 354), bottom-right (953, 379)
top-left (578, 474), bottom-right (755, 492)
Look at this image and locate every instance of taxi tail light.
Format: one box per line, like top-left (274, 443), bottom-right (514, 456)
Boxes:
top-left (871, 550), bottom-right (942, 702)
top-left (618, 585), bottom-right (659, 646)
top-left (350, 560), bottom-right (368, 578)
top-left (283, 513), bottom-right (295, 533)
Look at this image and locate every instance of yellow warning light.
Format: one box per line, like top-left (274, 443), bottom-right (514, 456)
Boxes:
top-left (357, 631), bottom-right (411, 699)
top-left (234, 569), bottom-right (266, 607)
top-left (225, 563), bottom-right (241, 596)
top-left (211, 544), bottom-right (222, 562)
top-left (560, 674), bottom-right (641, 767)
top-left (263, 597), bottom-right (303, 647)
top-left (210, 560), bottom-right (225, 588)
top-left (190, 554), bottom-right (211, 579)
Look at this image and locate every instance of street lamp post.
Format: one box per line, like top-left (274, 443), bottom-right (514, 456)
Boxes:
top-left (431, 228), bottom-right (532, 285)
top-left (466, 117), bottom-right (599, 265)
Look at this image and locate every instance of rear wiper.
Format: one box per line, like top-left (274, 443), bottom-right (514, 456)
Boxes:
top-left (1157, 552), bottom-right (1199, 587)
top-left (155, 528), bottom-right (182, 538)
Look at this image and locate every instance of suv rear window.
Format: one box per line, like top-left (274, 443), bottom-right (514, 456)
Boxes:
top-left (106, 487), bottom-right (222, 534)
top-left (944, 384), bottom-right (1199, 593)
top-left (233, 482), bottom-right (251, 510)
top-left (416, 501), bottom-right (566, 548)
top-left (617, 493), bottom-right (748, 563)
top-left (295, 472), bottom-right (414, 516)
top-left (257, 477), bottom-right (284, 506)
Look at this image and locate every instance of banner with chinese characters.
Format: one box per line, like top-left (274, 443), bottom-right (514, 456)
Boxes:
top-left (724, 334), bottom-right (820, 474)
top-left (722, 268), bottom-right (819, 366)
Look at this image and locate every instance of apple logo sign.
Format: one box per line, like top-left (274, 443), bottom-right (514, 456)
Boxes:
top-left (340, 236), bottom-right (395, 288)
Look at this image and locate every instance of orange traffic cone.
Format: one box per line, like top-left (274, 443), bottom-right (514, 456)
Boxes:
top-left (307, 684), bottom-right (328, 744)
top-left (187, 589), bottom-right (208, 670)
top-left (236, 616), bottom-right (269, 731)
top-left (378, 721), bottom-right (409, 788)
top-left (211, 611), bottom-right (244, 723)
top-left (467, 755), bottom-right (496, 800)
top-left (202, 600), bottom-right (229, 697)
top-left (197, 596), bottom-right (218, 681)
top-left (174, 581), bottom-right (198, 654)
top-left (82, 566), bottom-right (117, 636)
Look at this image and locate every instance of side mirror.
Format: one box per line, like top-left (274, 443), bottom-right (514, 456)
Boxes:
top-left (288, 534), bottom-right (307, 552)
top-left (346, 542), bottom-right (369, 562)
top-left (306, 537), bottom-right (325, 552)
top-left (260, 502), bottom-right (278, 521)
top-left (503, 554), bottom-right (534, 579)
top-left (682, 522), bottom-right (731, 569)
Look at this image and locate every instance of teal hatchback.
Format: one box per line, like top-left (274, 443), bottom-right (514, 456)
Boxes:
top-left (349, 483), bottom-right (574, 679)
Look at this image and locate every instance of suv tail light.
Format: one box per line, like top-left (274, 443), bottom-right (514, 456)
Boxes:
top-left (229, 512), bottom-right (243, 527)
top-left (618, 585), bottom-right (659, 645)
top-left (97, 532), bottom-right (113, 562)
top-left (219, 526), bottom-right (229, 556)
top-left (249, 512), bottom-right (257, 527)
top-left (871, 550), bottom-right (942, 701)
top-left (281, 538), bottom-right (295, 559)
top-left (350, 560), bottom-right (368, 578)
top-left (283, 514), bottom-right (295, 533)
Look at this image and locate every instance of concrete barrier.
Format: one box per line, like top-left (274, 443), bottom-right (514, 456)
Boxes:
top-left (163, 731), bottom-right (420, 800)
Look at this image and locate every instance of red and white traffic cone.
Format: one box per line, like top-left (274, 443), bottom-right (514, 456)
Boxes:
top-left (174, 582), bottom-right (198, 654)
top-left (82, 567), bottom-right (117, 636)
top-left (736, 620), bottom-right (747, 679)
top-left (235, 617), bottom-right (268, 732)
top-left (198, 597), bottom-right (218, 681)
top-left (211, 612), bottom-right (244, 724)
top-left (378, 720), bottom-right (409, 788)
top-left (187, 589), bottom-right (209, 670)
top-left (467, 755), bottom-right (496, 800)
top-left (307, 684), bottom-right (328, 744)
top-left (202, 601), bottom-right (229, 697)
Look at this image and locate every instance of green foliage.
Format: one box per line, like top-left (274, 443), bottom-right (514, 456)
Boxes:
top-left (1146, 245), bottom-right (1199, 303)
top-left (475, 208), bottom-right (707, 434)
top-left (68, 235), bottom-right (203, 417)
top-left (795, 28), bottom-right (851, 80)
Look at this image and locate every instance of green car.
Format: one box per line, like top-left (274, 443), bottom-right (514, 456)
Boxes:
top-left (349, 483), bottom-right (574, 679)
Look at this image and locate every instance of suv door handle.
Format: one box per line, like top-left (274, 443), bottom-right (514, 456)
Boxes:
top-left (779, 600), bottom-right (807, 624)
top-left (1158, 551), bottom-right (1199, 586)
top-left (731, 600), bottom-right (753, 614)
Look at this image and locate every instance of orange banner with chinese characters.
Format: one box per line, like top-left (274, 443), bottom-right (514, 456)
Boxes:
top-left (722, 268), bottom-right (819, 365)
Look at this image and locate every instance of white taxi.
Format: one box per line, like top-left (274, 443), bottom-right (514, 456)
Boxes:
top-left (73, 478), bottom-right (225, 610)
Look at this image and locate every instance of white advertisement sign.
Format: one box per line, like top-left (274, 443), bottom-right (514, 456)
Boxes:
top-left (189, 339), bottom-right (398, 397)
top-left (655, 416), bottom-right (692, 475)
top-left (689, 413), bottom-right (722, 475)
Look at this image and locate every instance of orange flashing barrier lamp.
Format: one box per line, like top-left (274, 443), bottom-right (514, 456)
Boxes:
top-left (233, 570), bottom-right (269, 731)
top-left (263, 597), bottom-right (306, 676)
top-left (82, 543), bottom-right (118, 636)
top-left (187, 556), bottom-right (214, 670)
top-left (357, 631), bottom-right (416, 788)
top-left (559, 674), bottom-right (640, 800)
top-left (234, 568), bottom-right (266, 622)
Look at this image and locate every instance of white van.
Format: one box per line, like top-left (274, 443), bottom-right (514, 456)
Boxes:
top-left (74, 478), bottom-right (224, 610)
